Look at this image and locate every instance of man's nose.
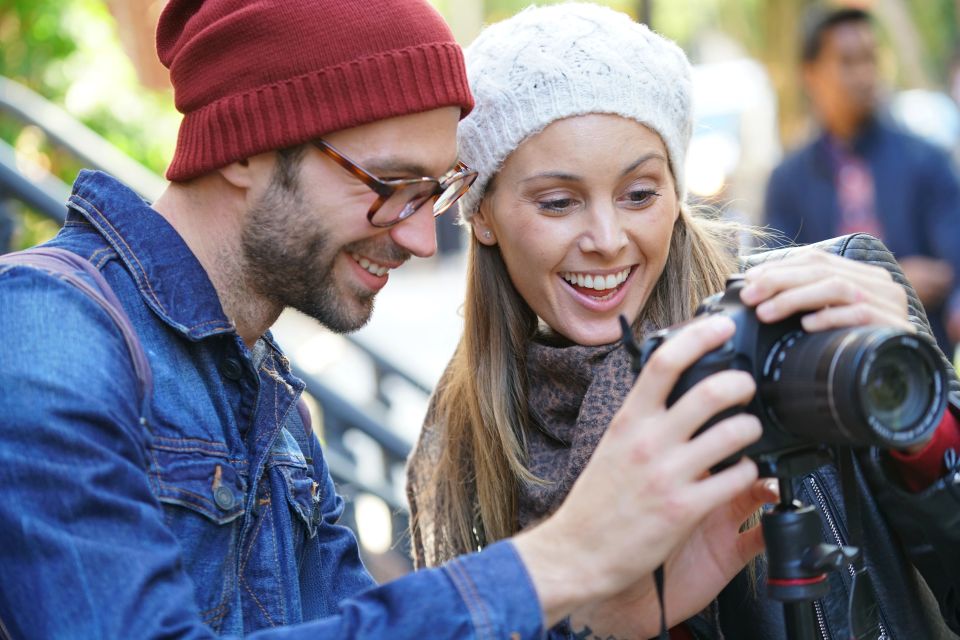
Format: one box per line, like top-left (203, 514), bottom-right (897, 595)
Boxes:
top-left (389, 204), bottom-right (438, 259)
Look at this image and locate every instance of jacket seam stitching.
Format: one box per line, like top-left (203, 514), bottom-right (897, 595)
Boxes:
top-left (446, 559), bottom-right (494, 639)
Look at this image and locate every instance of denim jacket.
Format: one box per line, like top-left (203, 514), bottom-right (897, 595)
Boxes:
top-left (0, 170), bottom-right (543, 639)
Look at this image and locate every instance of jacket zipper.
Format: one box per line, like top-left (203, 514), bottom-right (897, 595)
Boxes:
top-left (807, 475), bottom-right (889, 640)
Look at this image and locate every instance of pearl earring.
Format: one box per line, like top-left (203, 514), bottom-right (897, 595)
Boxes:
top-left (483, 230), bottom-right (492, 239)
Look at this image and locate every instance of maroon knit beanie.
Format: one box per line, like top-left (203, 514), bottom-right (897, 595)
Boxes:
top-left (156, 0), bottom-right (474, 182)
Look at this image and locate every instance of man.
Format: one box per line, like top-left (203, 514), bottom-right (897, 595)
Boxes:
top-left (0, 1), bottom-right (768, 638)
top-left (764, 6), bottom-right (960, 358)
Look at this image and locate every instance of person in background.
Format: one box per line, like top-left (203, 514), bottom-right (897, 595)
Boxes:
top-left (764, 6), bottom-right (960, 360)
top-left (408, 4), bottom-right (960, 639)
top-left (0, 0), bottom-right (774, 637)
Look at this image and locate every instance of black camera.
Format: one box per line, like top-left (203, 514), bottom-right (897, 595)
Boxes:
top-left (633, 275), bottom-right (949, 475)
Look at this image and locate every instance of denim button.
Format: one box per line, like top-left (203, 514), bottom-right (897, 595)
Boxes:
top-left (220, 357), bottom-right (243, 380)
top-left (214, 485), bottom-right (236, 510)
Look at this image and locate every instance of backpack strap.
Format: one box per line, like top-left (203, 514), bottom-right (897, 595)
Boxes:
top-left (0, 247), bottom-right (153, 421)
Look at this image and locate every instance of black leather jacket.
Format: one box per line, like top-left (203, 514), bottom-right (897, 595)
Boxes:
top-left (691, 235), bottom-right (960, 640)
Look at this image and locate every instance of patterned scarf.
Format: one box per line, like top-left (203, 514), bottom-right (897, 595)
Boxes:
top-left (519, 322), bottom-right (655, 529)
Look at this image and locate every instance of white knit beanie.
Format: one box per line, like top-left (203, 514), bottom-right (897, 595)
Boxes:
top-left (457, 2), bottom-right (693, 222)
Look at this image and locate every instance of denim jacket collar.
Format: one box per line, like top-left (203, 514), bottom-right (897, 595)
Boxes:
top-left (66, 169), bottom-right (234, 341)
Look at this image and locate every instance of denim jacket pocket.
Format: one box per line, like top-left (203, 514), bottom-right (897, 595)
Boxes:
top-left (146, 444), bottom-right (246, 632)
top-left (274, 460), bottom-right (321, 538)
top-left (147, 445), bottom-right (247, 525)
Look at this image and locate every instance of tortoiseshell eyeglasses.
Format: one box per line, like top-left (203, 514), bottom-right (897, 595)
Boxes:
top-left (312, 139), bottom-right (478, 228)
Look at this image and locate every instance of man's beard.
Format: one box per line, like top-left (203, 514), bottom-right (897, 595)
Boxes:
top-left (240, 167), bottom-right (406, 333)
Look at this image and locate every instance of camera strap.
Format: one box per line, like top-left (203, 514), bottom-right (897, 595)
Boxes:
top-left (654, 563), bottom-right (669, 640)
top-left (839, 448), bottom-right (883, 640)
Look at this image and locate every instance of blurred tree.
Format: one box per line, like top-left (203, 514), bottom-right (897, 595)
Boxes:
top-left (2, 0), bottom-right (958, 250)
top-left (0, 0), bottom-right (178, 249)
top-left (649, 0), bottom-right (959, 148)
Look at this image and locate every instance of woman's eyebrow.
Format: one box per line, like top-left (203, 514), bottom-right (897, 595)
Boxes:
top-left (517, 153), bottom-right (668, 185)
top-left (519, 171), bottom-right (582, 184)
top-left (619, 152), bottom-right (667, 178)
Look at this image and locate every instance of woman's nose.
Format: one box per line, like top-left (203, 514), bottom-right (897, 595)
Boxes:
top-left (578, 204), bottom-right (628, 257)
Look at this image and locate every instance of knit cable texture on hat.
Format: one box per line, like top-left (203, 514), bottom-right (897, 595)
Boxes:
top-left (457, 2), bottom-right (693, 222)
top-left (157, 0), bottom-right (473, 182)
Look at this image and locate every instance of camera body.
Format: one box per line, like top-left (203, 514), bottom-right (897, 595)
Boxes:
top-left (637, 275), bottom-right (948, 475)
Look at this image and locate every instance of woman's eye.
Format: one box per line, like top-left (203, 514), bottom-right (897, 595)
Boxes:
top-left (621, 189), bottom-right (661, 208)
top-left (536, 198), bottom-right (578, 214)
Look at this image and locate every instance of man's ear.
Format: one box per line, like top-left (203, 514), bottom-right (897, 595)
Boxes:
top-left (801, 62), bottom-right (819, 96)
top-left (218, 157), bottom-right (255, 190)
top-left (472, 200), bottom-right (498, 246)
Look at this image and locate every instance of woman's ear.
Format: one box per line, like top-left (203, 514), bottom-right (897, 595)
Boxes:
top-left (472, 200), bottom-right (498, 246)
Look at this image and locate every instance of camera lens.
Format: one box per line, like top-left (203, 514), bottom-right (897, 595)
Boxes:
top-left (863, 351), bottom-right (929, 430)
top-left (761, 328), bottom-right (946, 449)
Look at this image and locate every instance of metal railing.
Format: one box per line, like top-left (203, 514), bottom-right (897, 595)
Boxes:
top-left (0, 75), bottom-right (424, 573)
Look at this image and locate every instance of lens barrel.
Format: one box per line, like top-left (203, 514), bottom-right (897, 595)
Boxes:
top-left (761, 327), bottom-right (946, 449)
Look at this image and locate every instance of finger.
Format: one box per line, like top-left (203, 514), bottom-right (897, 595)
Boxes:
top-left (735, 521), bottom-right (766, 564)
top-left (664, 414), bottom-right (762, 477)
top-left (753, 277), bottom-right (906, 325)
top-left (677, 457), bottom-right (759, 522)
top-left (665, 373), bottom-right (756, 444)
top-left (621, 315), bottom-right (736, 417)
top-left (743, 252), bottom-right (896, 309)
top-left (746, 248), bottom-right (877, 282)
top-left (729, 478), bottom-right (778, 523)
top-left (800, 304), bottom-right (916, 333)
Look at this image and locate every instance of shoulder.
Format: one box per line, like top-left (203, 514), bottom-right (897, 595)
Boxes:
top-left (768, 142), bottom-right (819, 192)
top-left (879, 121), bottom-right (954, 169)
top-left (0, 262), bottom-right (141, 420)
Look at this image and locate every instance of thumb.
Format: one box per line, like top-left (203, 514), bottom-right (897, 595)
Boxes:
top-left (728, 478), bottom-right (778, 524)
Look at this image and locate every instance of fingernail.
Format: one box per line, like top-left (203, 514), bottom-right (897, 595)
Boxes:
top-left (756, 301), bottom-right (774, 319)
top-left (710, 316), bottom-right (735, 334)
top-left (740, 283), bottom-right (759, 303)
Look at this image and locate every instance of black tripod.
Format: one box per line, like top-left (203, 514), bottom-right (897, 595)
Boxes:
top-left (760, 450), bottom-right (860, 640)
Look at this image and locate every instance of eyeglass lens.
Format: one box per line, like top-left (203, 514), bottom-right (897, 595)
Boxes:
top-left (369, 174), bottom-right (473, 226)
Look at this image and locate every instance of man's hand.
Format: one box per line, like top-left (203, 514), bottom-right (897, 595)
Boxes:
top-left (513, 315), bottom-right (763, 630)
top-left (566, 478), bottom-right (778, 638)
top-left (899, 256), bottom-right (954, 309)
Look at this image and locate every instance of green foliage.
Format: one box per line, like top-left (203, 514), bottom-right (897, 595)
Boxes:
top-left (903, 0), bottom-right (958, 83)
top-left (0, 0), bottom-right (178, 249)
top-left (2, 0), bottom-right (958, 251)
top-left (0, 0), bottom-right (77, 99)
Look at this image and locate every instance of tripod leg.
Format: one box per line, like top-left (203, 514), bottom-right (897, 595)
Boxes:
top-left (783, 601), bottom-right (820, 640)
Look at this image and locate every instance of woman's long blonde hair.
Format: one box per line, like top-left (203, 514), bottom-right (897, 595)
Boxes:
top-left (410, 201), bottom-right (747, 568)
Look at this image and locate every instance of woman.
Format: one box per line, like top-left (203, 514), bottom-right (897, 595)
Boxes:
top-left (408, 4), bottom-right (960, 639)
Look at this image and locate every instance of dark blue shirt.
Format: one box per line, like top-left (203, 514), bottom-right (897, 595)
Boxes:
top-left (764, 117), bottom-right (960, 355)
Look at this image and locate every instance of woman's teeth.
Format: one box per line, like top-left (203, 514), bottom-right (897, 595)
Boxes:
top-left (560, 267), bottom-right (631, 292)
top-left (351, 253), bottom-right (390, 277)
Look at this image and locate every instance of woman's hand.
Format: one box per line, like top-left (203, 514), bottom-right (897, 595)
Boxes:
top-left (514, 315), bottom-right (763, 629)
top-left (567, 478), bottom-right (778, 638)
top-left (741, 248), bottom-right (913, 333)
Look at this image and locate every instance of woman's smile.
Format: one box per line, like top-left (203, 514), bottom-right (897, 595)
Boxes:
top-left (558, 265), bottom-right (637, 309)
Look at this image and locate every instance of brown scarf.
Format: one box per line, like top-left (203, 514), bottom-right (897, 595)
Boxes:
top-left (407, 323), bottom-right (657, 567)
top-left (519, 323), bottom-right (655, 529)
